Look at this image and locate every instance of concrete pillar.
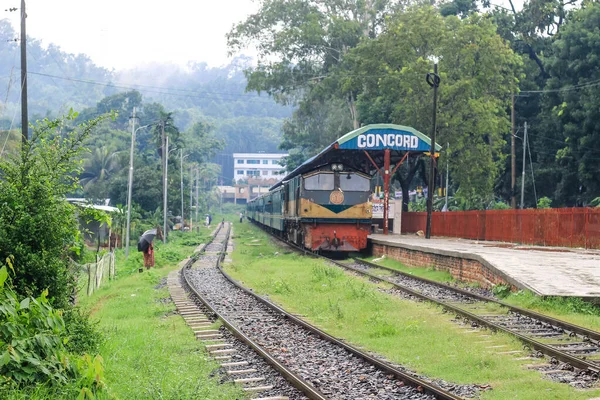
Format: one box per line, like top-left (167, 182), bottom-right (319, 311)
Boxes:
top-left (393, 199), bottom-right (402, 235)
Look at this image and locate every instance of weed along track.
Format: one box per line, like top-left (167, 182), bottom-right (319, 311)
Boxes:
top-left (322, 257), bottom-right (600, 387)
top-left (182, 223), bottom-right (461, 400)
top-left (169, 223), bottom-right (308, 400)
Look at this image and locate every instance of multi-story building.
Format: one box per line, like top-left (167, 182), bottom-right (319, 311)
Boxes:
top-left (233, 153), bottom-right (287, 182)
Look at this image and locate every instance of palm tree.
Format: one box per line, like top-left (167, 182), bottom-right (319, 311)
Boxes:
top-left (80, 148), bottom-right (122, 190)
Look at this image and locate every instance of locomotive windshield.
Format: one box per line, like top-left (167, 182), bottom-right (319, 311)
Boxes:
top-left (304, 173), bottom-right (334, 190)
top-left (340, 173), bottom-right (370, 191)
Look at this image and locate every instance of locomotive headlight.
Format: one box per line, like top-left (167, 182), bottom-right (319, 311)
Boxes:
top-left (331, 163), bottom-right (344, 171)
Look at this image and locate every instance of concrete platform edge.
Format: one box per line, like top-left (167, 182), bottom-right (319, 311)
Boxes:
top-left (369, 237), bottom-right (542, 295)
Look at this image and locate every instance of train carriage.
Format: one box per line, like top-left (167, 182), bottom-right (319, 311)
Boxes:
top-left (248, 162), bottom-right (372, 252)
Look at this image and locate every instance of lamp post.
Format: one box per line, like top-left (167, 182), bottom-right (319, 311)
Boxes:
top-left (180, 150), bottom-right (189, 231)
top-left (163, 142), bottom-right (179, 243)
top-left (425, 57), bottom-right (440, 239)
top-left (125, 112), bottom-right (153, 258)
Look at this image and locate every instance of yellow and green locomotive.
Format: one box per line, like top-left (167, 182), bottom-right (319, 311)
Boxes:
top-left (247, 163), bottom-right (372, 252)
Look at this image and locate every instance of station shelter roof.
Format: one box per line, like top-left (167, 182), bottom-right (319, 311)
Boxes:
top-left (272, 124), bottom-right (441, 189)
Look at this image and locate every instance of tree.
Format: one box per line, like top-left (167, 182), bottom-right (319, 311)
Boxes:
top-left (228, 0), bottom-right (407, 129)
top-left (542, 2), bottom-right (600, 205)
top-left (348, 6), bottom-right (522, 208)
top-left (80, 147), bottom-right (124, 199)
top-left (0, 111), bottom-right (108, 307)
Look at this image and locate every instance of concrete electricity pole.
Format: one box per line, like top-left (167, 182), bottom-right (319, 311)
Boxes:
top-left (20, 0), bottom-right (28, 143)
top-left (125, 107), bottom-right (137, 257)
top-left (163, 134), bottom-right (169, 243)
top-left (180, 149), bottom-right (185, 231)
top-left (511, 94), bottom-right (516, 208)
top-left (520, 122), bottom-right (528, 209)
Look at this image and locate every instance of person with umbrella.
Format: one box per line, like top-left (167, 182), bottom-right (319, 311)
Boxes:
top-left (138, 229), bottom-right (157, 270)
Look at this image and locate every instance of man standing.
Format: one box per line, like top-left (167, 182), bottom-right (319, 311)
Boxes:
top-left (239, 212), bottom-right (244, 223)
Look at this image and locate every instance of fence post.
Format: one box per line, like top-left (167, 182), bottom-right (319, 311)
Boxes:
top-left (86, 265), bottom-right (92, 296)
top-left (109, 252), bottom-right (115, 280)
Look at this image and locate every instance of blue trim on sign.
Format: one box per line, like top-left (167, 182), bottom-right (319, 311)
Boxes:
top-left (338, 128), bottom-right (431, 151)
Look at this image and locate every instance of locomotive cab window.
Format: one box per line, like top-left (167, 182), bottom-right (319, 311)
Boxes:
top-left (339, 173), bottom-right (370, 191)
top-left (304, 173), bottom-right (334, 191)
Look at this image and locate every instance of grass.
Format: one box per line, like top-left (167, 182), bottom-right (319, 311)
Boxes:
top-left (360, 255), bottom-right (455, 282)
top-left (226, 221), bottom-right (600, 400)
top-left (362, 253), bottom-right (600, 332)
top-left (73, 223), bottom-right (246, 400)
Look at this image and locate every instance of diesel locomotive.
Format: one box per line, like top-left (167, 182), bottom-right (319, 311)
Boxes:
top-left (247, 163), bottom-right (372, 252)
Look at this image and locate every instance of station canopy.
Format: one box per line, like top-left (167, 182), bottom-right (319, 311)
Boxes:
top-left (272, 124), bottom-right (442, 189)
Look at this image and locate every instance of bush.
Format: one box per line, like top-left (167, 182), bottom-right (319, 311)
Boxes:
top-left (0, 265), bottom-right (77, 388)
top-left (62, 308), bottom-right (103, 355)
top-left (0, 112), bottom-right (108, 308)
top-left (537, 196), bottom-right (552, 209)
top-left (0, 266), bottom-right (104, 396)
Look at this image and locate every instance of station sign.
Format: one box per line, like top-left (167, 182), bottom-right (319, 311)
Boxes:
top-left (337, 128), bottom-right (433, 151)
top-left (372, 202), bottom-right (395, 219)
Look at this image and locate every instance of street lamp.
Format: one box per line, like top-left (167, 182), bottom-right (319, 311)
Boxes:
top-left (163, 142), bottom-right (179, 243)
top-left (125, 110), bottom-right (154, 257)
top-left (180, 149), bottom-right (189, 232)
top-left (425, 56), bottom-right (441, 239)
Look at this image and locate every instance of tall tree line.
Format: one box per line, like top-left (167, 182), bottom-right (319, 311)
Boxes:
top-left (229, 0), bottom-right (600, 209)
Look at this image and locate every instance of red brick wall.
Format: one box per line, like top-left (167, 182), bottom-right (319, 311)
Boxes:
top-left (372, 243), bottom-right (514, 289)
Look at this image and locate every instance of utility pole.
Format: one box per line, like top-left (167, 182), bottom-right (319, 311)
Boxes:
top-left (163, 135), bottom-right (169, 243)
top-left (190, 165), bottom-right (194, 231)
top-left (195, 168), bottom-right (199, 232)
top-left (520, 122), bottom-right (528, 209)
top-left (20, 0), bottom-right (28, 144)
top-left (511, 94), bottom-right (516, 209)
top-left (180, 149), bottom-right (185, 231)
top-left (161, 121), bottom-right (168, 243)
top-left (425, 61), bottom-right (440, 239)
top-left (445, 143), bottom-right (449, 211)
top-left (125, 107), bottom-right (137, 257)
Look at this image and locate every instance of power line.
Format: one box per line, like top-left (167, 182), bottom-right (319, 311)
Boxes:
top-left (520, 78), bottom-right (600, 94)
top-left (24, 70), bottom-right (282, 104)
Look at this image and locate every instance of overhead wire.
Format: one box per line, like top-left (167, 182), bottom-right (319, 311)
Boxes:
top-left (25, 71), bottom-right (282, 104)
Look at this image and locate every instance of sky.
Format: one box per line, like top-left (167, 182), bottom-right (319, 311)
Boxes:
top-left (4, 0), bottom-right (259, 71)
top-left (5, 0), bottom-right (526, 72)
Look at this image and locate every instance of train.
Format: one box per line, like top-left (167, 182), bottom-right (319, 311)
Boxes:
top-left (247, 162), bottom-right (373, 252)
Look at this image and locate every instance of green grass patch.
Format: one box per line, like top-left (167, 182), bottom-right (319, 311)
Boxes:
top-left (74, 227), bottom-right (245, 400)
top-left (501, 290), bottom-right (600, 332)
top-left (361, 256), bottom-right (455, 282)
top-left (363, 255), bottom-right (600, 333)
top-left (226, 222), bottom-right (600, 400)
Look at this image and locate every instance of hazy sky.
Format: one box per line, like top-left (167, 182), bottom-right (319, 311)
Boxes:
top-left (5, 0), bottom-right (259, 70)
top-left (5, 0), bottom-right (525, 71)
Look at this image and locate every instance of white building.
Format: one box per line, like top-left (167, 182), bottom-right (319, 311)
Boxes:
top-left (233, 153), bottom-right (287, 182)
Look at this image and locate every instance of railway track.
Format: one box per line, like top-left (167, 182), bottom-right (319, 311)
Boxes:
top-left (331, 257), bottom-right (600, 383)
top-left (169, 224), bottom-right (308, 399)
top-left (180, 223), bottom-right (463, 399)
top-left (251, 222), bottom-right (600, 386)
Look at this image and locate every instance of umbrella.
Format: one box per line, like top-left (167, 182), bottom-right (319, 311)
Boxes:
top-left (138, 229), bottom-right (157, 252)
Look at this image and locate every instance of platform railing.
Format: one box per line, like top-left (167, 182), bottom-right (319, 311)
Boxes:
top-left (401, 208), bottom-right (600, 249)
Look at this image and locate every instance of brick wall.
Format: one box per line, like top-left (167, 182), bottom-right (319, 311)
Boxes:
top-left (372, 243), bottom-right (514, 289)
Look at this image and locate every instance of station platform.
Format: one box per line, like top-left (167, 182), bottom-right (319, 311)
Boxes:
top-left (368, 234), bottom-right (600, 298)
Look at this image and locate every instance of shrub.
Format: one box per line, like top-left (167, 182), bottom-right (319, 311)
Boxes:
top-left (62, 308), bottom-right (103, 356)
top-left (0, 266), bottom-right (104, 396)
top-left (537, 196), bottom-right (552, 209)
top-left (0, 265), bottom-right (77, 388)
top-left (0, 112), bottom-right (108, 308)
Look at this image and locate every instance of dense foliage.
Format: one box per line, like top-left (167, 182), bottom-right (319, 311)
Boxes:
top-left (229, 0), bottom-right (600, 209)
top-left (0, 111), bottom-right (107, 307)
top-left (0, 266), bottom-right (103, 396)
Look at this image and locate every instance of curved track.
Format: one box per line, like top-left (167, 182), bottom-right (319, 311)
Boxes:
top-left (182, 223), bottom-right (462, 400)
top-left (253, 222), bottom-right (600, 386)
